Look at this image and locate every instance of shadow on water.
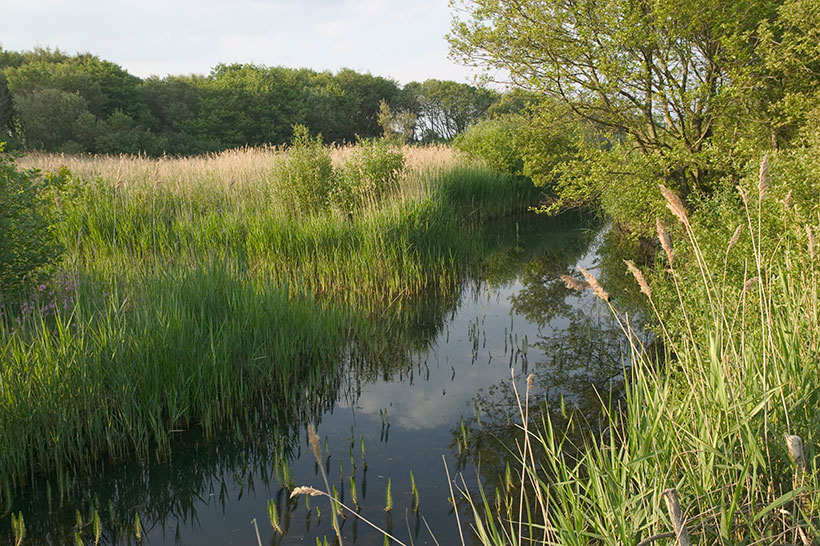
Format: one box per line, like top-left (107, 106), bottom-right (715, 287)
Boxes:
top-left (4, 211), bottom-right (641, 546)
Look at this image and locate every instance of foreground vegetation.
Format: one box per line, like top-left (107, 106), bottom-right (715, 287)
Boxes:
top-left (459, 155), bottom-right (820, 544)
top-left (440, 2), bottom-right (820, 541)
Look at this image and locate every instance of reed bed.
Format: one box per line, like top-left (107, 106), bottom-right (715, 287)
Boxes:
top-left (17, 144), bottom-right (461, 193)
top-left (463, 164), bottom-right (820, 544)
top-left (1, 143), bottom-right (537, 495)
top-left (0, 263), bottom-right (356, 489)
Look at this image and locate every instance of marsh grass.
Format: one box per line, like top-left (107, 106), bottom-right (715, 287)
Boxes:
top-left (17, 144), bottom-right (460, 194)
top-left (1, 143), bottom-right (537, 500)
top-left (0, 262), bottom-right (356, 489)
top-left (460, 167), bottom-right (820, 544)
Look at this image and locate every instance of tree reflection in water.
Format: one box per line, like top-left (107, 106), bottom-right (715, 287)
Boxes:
top-left (451, 224), bottom-right (651, 513)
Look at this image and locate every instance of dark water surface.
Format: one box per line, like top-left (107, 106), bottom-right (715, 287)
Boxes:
top-left (9, 213), bottom-right (628, 545)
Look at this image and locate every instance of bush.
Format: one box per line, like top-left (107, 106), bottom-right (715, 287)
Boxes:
top-left (273, 125), bottom-right (335, 214)
top-left (0, 144), bottom-right (66, 305)
top-left (334, 139), bottom-right (405, 211)
top-left (453, 117), bottom-right (523, 175)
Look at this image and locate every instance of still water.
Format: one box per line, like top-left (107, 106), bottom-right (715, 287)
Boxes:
top-left (10, 213), bottom-right (629, 545)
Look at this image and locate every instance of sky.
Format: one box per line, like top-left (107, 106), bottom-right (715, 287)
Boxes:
top-left (0, 0), bottom-right (482, 85)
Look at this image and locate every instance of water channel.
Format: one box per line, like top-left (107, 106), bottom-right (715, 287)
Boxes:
top-left (8, 212), bottom-right (630, 545)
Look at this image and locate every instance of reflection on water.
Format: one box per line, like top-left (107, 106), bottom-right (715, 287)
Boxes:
top-left (5, 212), bottom-right (637, 546)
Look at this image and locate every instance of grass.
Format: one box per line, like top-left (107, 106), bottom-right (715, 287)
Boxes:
top-left (0, 263), bottom-right (355, 488)
top-left (0, 143), bottom-right (538, 498)
top-left (460, 163), bottom-right (820, 544)
top-left (16, 143), bottom-right (461, 195)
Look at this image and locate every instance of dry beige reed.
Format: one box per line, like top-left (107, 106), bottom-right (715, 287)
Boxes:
top-left (623, 259), bottom-right (652, 298)
top-left (560, 274), bottom-right (590, 292)
top-left (19, 147), bottom-right (284, 192)
top-left (656, 218), bottom-right (674, 266)
top-left (290, 486), bottom-right (324, 497)
top-left (659, 184), bottom-right (690, 228)
top-left (727, 225), bottom-right (743, 252)
top-left (18, 144), bottom-right (460, 196)
top-left (578, 267), bottom-right (611, 302)
top-left (743, 276), bottom-right (760, 292)
top-left (737, 184), bottom-right (749, 206)
top-left (758, 154), bottom-right (770, 200)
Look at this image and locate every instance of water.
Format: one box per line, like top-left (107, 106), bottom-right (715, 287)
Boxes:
top-left (8, 213), bottom-right (629, 545)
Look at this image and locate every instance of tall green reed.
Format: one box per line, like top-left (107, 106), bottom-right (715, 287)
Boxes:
top-left (1, 143), bottom-right (537, 495)
top-left (462, 161), bottom-right (820, 544)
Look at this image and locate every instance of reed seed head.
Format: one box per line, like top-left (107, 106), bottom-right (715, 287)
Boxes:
top-left (758, 155), bottom-right (770, 200)
top-left (656, 219), bottom-right (674, 266)
top-left (560, 274), bottom-right (590, 292)
top-left (659, 184), bottom-right (689, 227)
top-left (307, 424), bottom-right (322, 464)
top-left (743, 276), bottom-right (760, 292)
top-left (782, 190), bottom-right (792, 209)
top-left (578, 267), bottom-right (611, 302)
top-left (737, 185), bottom-right (748, 206)
top-left (291, 486), bottom-right (324, 498)
top-left (727, 225), bottom-right (742, 253)
top-left (623, 260), bottom-right (652, 298)
top-left (807, 225), bottom-right (816, 260)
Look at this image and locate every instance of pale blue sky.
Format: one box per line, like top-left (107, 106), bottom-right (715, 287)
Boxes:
top-left (1, 0), bottom-right (482, 85)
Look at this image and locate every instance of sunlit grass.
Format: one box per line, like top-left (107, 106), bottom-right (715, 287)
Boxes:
top-left (1, 143), bottom-right (537, 497)
top-left (463, 166), bottom-right (820, 544)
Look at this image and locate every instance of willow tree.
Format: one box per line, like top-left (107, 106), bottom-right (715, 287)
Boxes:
top-left (448, 0), bottom-right (783, 198)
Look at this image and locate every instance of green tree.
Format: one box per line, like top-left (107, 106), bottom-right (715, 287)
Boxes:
top-left (94, 110), bottom-right (162, 155)
top-left (303, 71), bottom-right (357, 143)
top-left (334, 69), bottom-right (402, 141)
top-left (5, 53), bottom-right (142, 119)
top-left (13, 88), bottom-right (95, 151)
top-left (191, 64), bottom-right (307, 149)
top-left (138, 76), bottom-right (201, 153)
top-left (377, 99), bottom-right (416, 144)
top-left (754, 0), bottom-right (820, 143)
top-left (0, 47), bottom-right (26, 145)
top-left (453, 116), bottom-right (523, 175)
top-left (414, 79), bottom-right (496, 140)
top-left (0, 73), bottom-right (15, 143)
top-left (139, 76), bottom-right (199, 130)
top-left (448, 0), bottom-right (793, 196)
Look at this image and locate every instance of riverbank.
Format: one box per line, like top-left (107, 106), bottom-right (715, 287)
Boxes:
top-left (466, 157), bottom-right (820, 544)
top-left (0, 144), bottom-right (539, 499)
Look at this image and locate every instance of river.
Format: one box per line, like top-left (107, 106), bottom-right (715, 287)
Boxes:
top-left (9, 212), bottom-right (629, 546)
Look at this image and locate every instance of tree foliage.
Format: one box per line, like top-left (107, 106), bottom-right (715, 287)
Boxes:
top-left (0, 48), bottom-right (498, 155)
top-left (273, 125), bottom-right (335, 214)
top-left (0, 144), bottom-right (66, 304)
top-left (377, 99), bottom-right (416, 144)
top-left (412, 79), bottom-right (497, 141)
top-left (449, 0), bottom-right (820, 228)
top-left (453, 116), bottom-right (524, 175)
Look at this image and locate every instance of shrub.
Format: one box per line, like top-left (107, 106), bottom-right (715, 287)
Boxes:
top-left (0, 143), bottom-right (66, 305)
top-left (453, 117), bottom-right (523, 176)
top-left (333, 139), bottom-right (405, 211)
top-left (273, 125), bottom-right (335, 214)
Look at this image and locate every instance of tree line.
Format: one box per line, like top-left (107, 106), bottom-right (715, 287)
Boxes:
top-left (0, 47), bottom-right (499, 155)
